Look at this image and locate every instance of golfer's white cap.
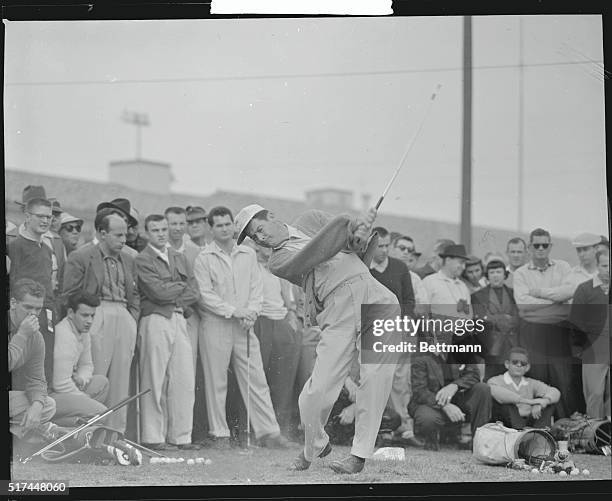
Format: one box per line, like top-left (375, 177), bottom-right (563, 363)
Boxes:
top-left (235, 204), bottom-right (266, 245)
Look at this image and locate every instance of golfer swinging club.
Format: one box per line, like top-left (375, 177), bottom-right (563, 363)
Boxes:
top-left (235, 204), bottom-right (401, 474)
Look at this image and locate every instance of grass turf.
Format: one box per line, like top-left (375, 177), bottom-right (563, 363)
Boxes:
top-left (10, 444), bottom-right (612, 486)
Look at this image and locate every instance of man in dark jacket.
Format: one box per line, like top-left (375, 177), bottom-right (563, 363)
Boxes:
top-left (135, 214), bottom-right (201, 450)
top-left (472, 259), bottom-right (519, 381)
top-left (408, 333), bottom-right (491, 450)
top-left (569, 248), bottom-right (610, 419)
top-left (62, 211), bottom-right (139, 433)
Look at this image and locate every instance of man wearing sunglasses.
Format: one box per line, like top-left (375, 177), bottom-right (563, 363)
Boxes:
top-left (513, 228), bottom-right (574, 418)
top-left (58, 212), bottom-right (84, 258)
top-left (488, 346), bottom-right (560, 430)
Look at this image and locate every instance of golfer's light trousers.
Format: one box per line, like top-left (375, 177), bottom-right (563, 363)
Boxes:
top-left (300, 273), bottom-right (400, 461)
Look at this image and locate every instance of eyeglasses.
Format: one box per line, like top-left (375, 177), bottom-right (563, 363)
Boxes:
top-left (510, 359), bottom-right (529, 367)
top-left (396, 245), bottom-right (415, 253)
top-left (62, 224), bottom-right (82, 233)
top-left (27, 212), bottom-right (52, 221)
top-left (532, 243), bottom-right (550, 250)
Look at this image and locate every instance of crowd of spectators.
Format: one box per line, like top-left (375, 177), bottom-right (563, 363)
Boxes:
top-left (7, 183), bottom-right (610, 456)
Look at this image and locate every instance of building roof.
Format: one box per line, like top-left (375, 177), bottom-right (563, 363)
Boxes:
top-left (4, 168), bottom-right (579, 263)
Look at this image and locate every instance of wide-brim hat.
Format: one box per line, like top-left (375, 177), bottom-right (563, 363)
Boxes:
top-left (58, 211), bottom-right (84, 228)
top-left (51, 200), bottom-right (63, 215)
top-left (235, 204), bottom-right (266, 245)
top-left (439, 244), bottom-right (469, 259)
top-left (15, 185), bottom-right (54, 207)
top-left (96, 198), bottom-right (138, 227)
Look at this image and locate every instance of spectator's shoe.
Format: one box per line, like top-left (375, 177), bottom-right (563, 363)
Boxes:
top-left (395, 435), bottom-right (425, 448)
top-left (423, 431), bottom-right (440, 451)
top-left (194, 437), bottom-right (213, 447)
top-left (329, 454), bottom-right (365, 474)
top-left (142, 442), bottom-right (178, 451)
top-left (288, 442), bottom-right (332, 471)
top-left (171, 443), bottom-right (203, 450)
top-left (208, 436), bottom-right (231, 450)
top-left (259, 433), bottom-right (296, 449)
top-left (457, 435), bottom-right (473, 450)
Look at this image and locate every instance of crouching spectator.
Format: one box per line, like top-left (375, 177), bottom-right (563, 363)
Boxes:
top-left (488, 347), bottom-right (560, 429)
top-left (50, 292), bottom-right (109, 427)
top-left (408, 334), bottom-right (492, 450)
top-left (324, 361), bottom-right (401, 446)
top-left (9, 279), bottom-right (62, 443)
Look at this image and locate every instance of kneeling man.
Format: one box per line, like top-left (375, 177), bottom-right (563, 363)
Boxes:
top-left (51, 292), bottom-right (109, 427)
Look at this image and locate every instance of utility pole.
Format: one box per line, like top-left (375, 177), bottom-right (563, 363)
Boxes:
top-left (121, 110), bottom-right (150, 160)
top-left (461, 16), bottom-right (473, 251)
top-left (517, 17), bottom-right (525, 233)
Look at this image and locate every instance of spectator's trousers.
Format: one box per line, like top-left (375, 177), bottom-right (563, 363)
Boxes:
top-left (200, 314), bottom-right (280, 439)
top-left (139, 312), bottom-right (195, 445)
top-left (89, 301), bottom-right (137, 433)
top-left (9, 392), bottom-right (56, 438)
top-left (50, 375), bottom-right (109, 427)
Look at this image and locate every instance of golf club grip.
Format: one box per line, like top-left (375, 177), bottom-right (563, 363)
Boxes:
top-left (375, 196), bottom-right (384, 210)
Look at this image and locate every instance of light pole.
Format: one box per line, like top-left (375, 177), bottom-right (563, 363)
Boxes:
top-left (461, 16), bottom-right (473, 251)
top-left (517, 17), bottom-right (525, 233)
top-left (121, 110), bottom-right (150, 160)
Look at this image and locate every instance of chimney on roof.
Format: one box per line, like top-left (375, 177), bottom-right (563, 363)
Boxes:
top-left (108, 159), bottom-right (173, 195)
top-left (305, 188), bottom-right (353, 211)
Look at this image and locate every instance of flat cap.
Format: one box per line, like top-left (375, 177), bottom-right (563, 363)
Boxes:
top-left (572, 233), bottom-right (601, 247)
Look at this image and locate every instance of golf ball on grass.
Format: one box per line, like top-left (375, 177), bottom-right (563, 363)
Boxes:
top-left (582, 469), bottom-right (590, 476)
top-left (531, 468), bottom-right (539, 474)
top-left (559, 471), bottom-right (568, 477)
top-left (204, 459), bottom-right (212, 465)
top-left (187, 459), bottom-right (195, 465)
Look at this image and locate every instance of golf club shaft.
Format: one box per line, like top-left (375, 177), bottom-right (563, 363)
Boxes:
top-left (375, 84), bottom-right (441, 211)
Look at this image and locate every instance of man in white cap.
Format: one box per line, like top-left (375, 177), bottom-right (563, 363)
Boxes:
top-left (235, 203), bottom-right (400, 474)
top-left (58, 212), bottom-right (84, 258)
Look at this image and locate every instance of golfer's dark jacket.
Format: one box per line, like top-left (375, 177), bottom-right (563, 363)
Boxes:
top-left (408, 353), bottom-right (480, 416)
top-left (62, 243), bottom-right (140, 321)
top-left (135, 245), bottom-right (200, 319)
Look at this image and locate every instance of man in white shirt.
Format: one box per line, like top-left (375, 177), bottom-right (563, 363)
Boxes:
top-left (513, 228), bottom-right (575, 417)
top-left (50, 292), bottom-right (109, 426)
top-left (193, 206), bottom-right (290, 450)
top-left (421, 244), bottom-right (478, 363)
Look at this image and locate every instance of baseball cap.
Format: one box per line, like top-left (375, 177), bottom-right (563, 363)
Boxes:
top-left (186, 206), bottom-right (207, 222)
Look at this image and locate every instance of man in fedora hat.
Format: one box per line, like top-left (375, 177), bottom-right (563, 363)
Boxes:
top-left (415, 238), bottom-right (456, 280)
top-left (95, 199), bottom-right (140, 258)
top-left (421, 244), bottom-right (477, 367)
top-left (234, 203), bottom-right (400, 474)
top-left (421, 244), bottom-right (472, 320)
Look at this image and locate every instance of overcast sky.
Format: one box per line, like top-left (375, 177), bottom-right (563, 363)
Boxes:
top-left (3, 15), bottom-right (607, 238)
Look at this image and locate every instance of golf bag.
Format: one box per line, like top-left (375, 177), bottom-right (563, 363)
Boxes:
top-left (550, 412), bottom-right (612, 455)
top-left (40, 424), bottom-right (142, 465)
